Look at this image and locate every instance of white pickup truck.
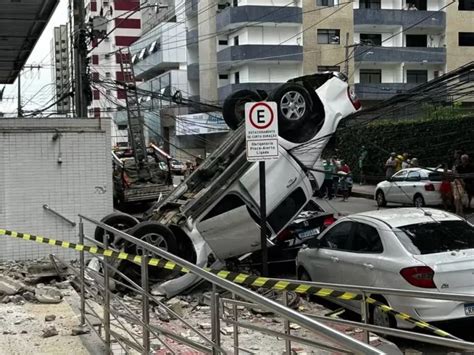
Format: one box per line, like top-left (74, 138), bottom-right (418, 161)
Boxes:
top-left (95, 72), bottom-right (361, 296)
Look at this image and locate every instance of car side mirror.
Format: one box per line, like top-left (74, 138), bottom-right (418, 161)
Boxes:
top-left (307, 238), bottom-right (321, 249)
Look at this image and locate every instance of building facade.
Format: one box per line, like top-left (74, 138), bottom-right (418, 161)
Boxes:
top-left (52, 25), bottom-right (72, 115)
top-left (304, 0), bottom-right (474, 104)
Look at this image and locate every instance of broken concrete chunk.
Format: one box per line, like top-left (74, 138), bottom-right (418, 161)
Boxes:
top-left (71, 325), bottom-right (90, 336)
top-left (35, 287), bottom-right (62, 304)
top-left (154, 305), bottom-right (171, 322)
top-left (22, 291), bottom-right (36, 302)
top-left (198, 323), bottom-right (212, 330)
top-left (45, 314), bottom-right (56, 322)
top-left (9, 295), bottom-right (25, 305)
top-left (220, 326), bottom-right (234, 335)
top-left (55, 281), bottom-right (71, 290)
top-left (0, 275), bottom-right (26, 295)
top-left (42, 325), bottom-right (58, 338)
top-left (289, 323), bottom-right (301, 330)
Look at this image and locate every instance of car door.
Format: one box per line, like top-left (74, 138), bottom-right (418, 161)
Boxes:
top-left (402, 170), bottom-right (422, 203)
top-left (303, 221), bottom-right (355, 284)
top-left (388, 170), bottom-right (409, 203)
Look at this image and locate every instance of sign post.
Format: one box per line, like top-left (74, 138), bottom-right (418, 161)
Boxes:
top-left (245, 102), bottom-right (279, 277)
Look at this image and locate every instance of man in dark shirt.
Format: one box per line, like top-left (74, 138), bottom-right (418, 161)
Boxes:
top-left (456, 154), bottom-right (474, 209)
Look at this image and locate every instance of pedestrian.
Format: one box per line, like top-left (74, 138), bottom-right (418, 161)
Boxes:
top-left (322, 159), bottom-right (335, 199)
top-left (439, 166), bottom-right (453, 211)
top-left (453, 150), bottom-right (464, 171)
top-left (339, 160), bottom-right (352, 200)
top-left (385, 152), bottom-right (397, 179)
top-left (195, 155), bottom-right (204, 168)
top-left (331, 157), bottom-right (339, 198)
top-left (451, 177), bottom-right (465, 217)
top-left (395, 154), bottom-right (404, 172)
top-left (410, 157), bottom-right (419, 167)
top-left (456, 154), bottom-right (474, 209)
top-left (401, 153), bottom-right (410, 169)
top-left (358, 146), bottom-right (368, 185)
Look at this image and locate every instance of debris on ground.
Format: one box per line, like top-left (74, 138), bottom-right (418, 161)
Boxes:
top-left (42, 325), bottom-right (58, 338)
top-left (71, 325), bottom-right (90, 336)
top-left (35, 286), bottom-right (63, 304)
top-left (45, 314), bottom-right (56, 322)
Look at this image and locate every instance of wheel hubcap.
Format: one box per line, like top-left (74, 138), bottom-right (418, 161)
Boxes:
top-left (373, 307), bottom-right (391, 328)
top-left (280, 91), bottom-right (306, 121)
top-left (137, 232), bottom-right (168, 256)
top-left (415, 198), bottom-right (423, 207)
top-left (377, 194), bottom-right (383, 204)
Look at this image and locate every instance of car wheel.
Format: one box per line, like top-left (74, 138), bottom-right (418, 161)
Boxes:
top-left (94, 212), bottom-right (140, 246)
top-left (370, 296), bottom-right (396, 329)
top-left (222, 90), bottom-right (261, 130)
top-left (298, 268), bottom-right (312, 282)
top-left (414, 194), bottom-right (425, 208)
top-left (376, 190), bottom-right (387, 207)
top-left (118, 221), bottom-right (179, 284)
top-left (271, 83), bottom-right (312, 131)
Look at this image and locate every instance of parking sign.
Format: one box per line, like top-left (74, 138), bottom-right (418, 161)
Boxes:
top-left (245, 102), bottom-right (279, 162)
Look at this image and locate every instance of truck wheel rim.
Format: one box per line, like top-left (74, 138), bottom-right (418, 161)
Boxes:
top-left (139, 233), bottom-right (168, 252)
top-left (280, 91), bottom-right (306, 121)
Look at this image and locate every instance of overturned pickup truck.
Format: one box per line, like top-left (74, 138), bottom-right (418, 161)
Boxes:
top-left (95, 72), bottom-right (361, 296)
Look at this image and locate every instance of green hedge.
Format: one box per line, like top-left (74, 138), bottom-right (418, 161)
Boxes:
top-left (335, 114), bottom-right (474, 183)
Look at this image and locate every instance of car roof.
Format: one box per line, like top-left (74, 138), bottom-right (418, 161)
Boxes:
top-left (350, 208), bottom-right (461, 228)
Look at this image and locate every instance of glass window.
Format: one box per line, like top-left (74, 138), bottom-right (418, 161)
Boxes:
top-left (350, 223), bottom-right (383, 253)
top-left (202, 194), bottom-right (246, 221)
top-left (459, 0), bottom-right (474, 10)
top-left (391, 170), bottom-right (408, 181)
top-left (218, 39), bottom-right (228, 45)
top-left (317, 29), bottom-right (340, 44)
top-left (360, 33), bottom-right (382, 46)
top-left (234, 72), bottom-right (240, 84)
top-left (406, 35), bottom-right (427, 47)
top-left (233, 36), bottom-right (239, 46)
top-left (360, 69), bottom-right (381, 84)
top-left (268, 188), bottom-right (307, 233)
top-left (316, 0), bottom-right (335, 6)
top-left (317, 65), bottom-right (340, 72)
top-left (395, 221), bottom-right (474, 255)
top-left (320, 221), bottom-right (353, 250)
top-left (406, 0), bottom-right (427, 10)
top-left (459, 32), bottom-right (474, 46)
top-left (359, 0), bottom-right (381, 9)
top-left (406, 171), bottom-right (421, 182)
top-left (407, 70), bottom-right (428, 84)
top-left (219, 74), bottom-right (229, 80)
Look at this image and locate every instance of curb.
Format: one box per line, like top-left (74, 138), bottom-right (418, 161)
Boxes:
top-left (350, 190), bottom-right (374, 200)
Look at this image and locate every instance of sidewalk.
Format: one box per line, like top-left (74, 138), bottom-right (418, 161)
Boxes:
top-left (351, 184), bottom-right (376, 200)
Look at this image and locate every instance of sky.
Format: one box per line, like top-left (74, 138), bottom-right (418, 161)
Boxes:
top-left (0, 0), bottom-right (68, 117)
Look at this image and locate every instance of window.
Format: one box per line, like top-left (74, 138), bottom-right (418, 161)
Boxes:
top-left (406, 34), bottom-right (427, 47)
top-left (459, 32), bottom-right (474, 46)
top-left (351, 223), bottom-right (383, 253)
top-left (360, 69), bottom-right (381, 84)
top-left (396, 221), bottom-right (474, 255)
top-left (459, 0), bottom-right (474, 10)
top-left (317, 65), bottom-right (340, 72)
top-left (406, 0), bottom-right (427, 10)
top-left (320, 222), bottom-right (353, 250)
top-left (391, 170), bottom-right (408, 181)
top-left (234, 72), bottom-right (240, 84)
top-left (407, 70), bottom-right (427, 84)
top-left (219, 74), bottom-right (229, 80)
top-left (359, 0), bottom-right (381, 9)
top-left (406, 171), bottom-right (421, 182)
top-left (360, 33), bottom-right (382, 46)
top-left (233, 0), bottom-right (238, 6)
top-left (218, 39), bottom-right (228, 45)
top-left (268, 188), bottom-right (307, 233)
top-left (92, 54), bottom-right (99, 65)
top-left (233, 36), bottom-right (239, 46)
top-left (202, 194), bottom-right (245, 221)
top-left (316, 0), bottom-right (335, 5)
top-left (317, 29), bottom-right (340, 44)
top-left (106, 72), bottom-right (111, 78)
top-left (93, 90), bottom-right (100, 100)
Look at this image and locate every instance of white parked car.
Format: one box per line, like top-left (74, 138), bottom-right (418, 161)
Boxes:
top-left (375, 168), bottom-right (443, 207)
top-left (296, 208), bottom-right (474, 328)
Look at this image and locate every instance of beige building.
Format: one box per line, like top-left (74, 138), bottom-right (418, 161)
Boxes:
top-left (52, 25), bottom-right (72, 115)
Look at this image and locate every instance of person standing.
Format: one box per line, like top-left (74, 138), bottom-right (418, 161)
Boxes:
top-left (322, 159), bottom-right (335, 199)
top-left (439, 166), bottom-right (453, 211)
top-left (456, 154), bottom-right (474, 209)
top-left (339, 160), bottom-right (352, 201)
top-left (401, 153), bottom-right (410, 169)
top-left (358, 146), bottom-right (368, 185)
top-left (385, 153), bottom-right (397, 179)
top-left (452, 178), bottom-right (465, 217)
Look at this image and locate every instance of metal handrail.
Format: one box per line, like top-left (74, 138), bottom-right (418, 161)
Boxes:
top-left (43, 204), bottom-right (76, 227)
top-left (79, 214), bottom-right (383, 355)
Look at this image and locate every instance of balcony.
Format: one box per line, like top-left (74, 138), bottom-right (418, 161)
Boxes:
top-left (354, 9), bottom-right (445, 29)
top-left (218, 82), bottom-right (282, 103)
top-left (216, 5), bottom-right (302, 32)
top-left (187, 63), bottom-right (199, 81)
top-left (355, 83), bottom-right (420, 101)
top-left (186, 29), bottom-right (198, 47)
top-left (217, 45), bottom-right (302, 72)
top-left (354, 46), bottom-right (445, 64)
top-left (134, 50), bottom-right (184, 80)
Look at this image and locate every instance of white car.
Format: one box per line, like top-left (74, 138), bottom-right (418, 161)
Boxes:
top-left (375, 168), bottom-right (443, 207)
top-left (296, 208), bottom-right (474, 329)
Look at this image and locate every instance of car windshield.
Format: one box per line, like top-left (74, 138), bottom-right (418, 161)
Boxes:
top-left (395, 220), bottom-right (474, 255)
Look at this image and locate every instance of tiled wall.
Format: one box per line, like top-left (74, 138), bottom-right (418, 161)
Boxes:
top-left (0, 118), bottom-right (113, 261)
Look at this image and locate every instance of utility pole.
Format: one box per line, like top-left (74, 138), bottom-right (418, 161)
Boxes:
top-left (73, 0), bottom-right (88, 118)
top-left (344, 32), bottom-right (350, 77)
top-left (17, 72), bottom-right (22, 117)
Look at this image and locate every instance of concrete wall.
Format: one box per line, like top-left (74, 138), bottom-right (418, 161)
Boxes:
top-left (446, 3), bottom-right (474, 71)
top-left (0, 119), bottom-right (113, 261)
top-left (198, 0), bottom-right (218, 103)
top-left (302, 1), bottom-right (354, 78)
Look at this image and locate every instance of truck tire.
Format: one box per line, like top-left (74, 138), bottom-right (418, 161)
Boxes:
top-left (270, 83), bottom-right (312, 131)
top-left (119, 221), bottom-right (179, 284)
top-left (222, 90), bottom-right (261, 129)
top-left (94, 212), bottom-right (140, 245)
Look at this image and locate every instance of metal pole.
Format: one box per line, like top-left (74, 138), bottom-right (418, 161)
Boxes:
top-left (78, 218), bottom-right (86, 326)
top-left (361, 292), bottom-right (370, 344)
top-left (283, 291), bottom-right (291, 354)
top-left (344, 32), bottom-right (350, 77)
top-left (103, 232), bottom-right (111, 353)
top-left (259, 161), bottom-right (268, 276)
top-left (141, 254), bottom-right (150, 354)
top-left (211, 284), bottom-right (221, 355)
top-left (17, 70), bottom-right (22, 117)
top-left (73, 0), bottom-right (87, 118)
top-left (232, 293), bottom-right (239, 355)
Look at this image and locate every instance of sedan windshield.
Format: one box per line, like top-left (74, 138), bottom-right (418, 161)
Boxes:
top-left (395, 221), bottom-right (474, 255)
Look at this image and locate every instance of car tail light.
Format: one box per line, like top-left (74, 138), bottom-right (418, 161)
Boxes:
top-left (276, 229), bottom-right (292, 242)
top-left (323, 215), bottom-right (335, 228)
top-left (347, 87), bottom-right (361, 110)
top-left (400, 266), bottom-right (436, 288)
top-left (424, 183), bottom-right (435, 191)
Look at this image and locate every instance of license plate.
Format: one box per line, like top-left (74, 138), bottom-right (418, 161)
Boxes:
top-left (298, 227), bottom-right (320, 239)
top-left (464, 303), bottom-right (474, 316)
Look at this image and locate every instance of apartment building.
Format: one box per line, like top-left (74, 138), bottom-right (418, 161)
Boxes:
top-left (85, 0), bottom-right (142, 145)
top-left (305, 0), bottom-right (474, 104)
top-left (52, 25), bottom-right (72, 115)
top-left (130, 0), bottom-right (304, 159)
